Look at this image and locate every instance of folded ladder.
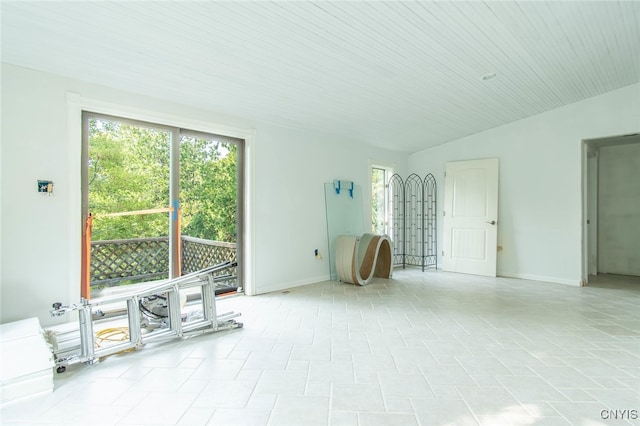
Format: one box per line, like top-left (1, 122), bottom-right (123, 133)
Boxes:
top-left (49, 262), bottom-right (242, 372)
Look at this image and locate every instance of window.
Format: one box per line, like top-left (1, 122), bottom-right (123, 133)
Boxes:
top-left (81, 112), bottom-right (243, 299)
top-left (371, 165), bottom-right (393, 235)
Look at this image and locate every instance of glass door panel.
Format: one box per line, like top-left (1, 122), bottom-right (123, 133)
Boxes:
top-left (87, 117), bottom-right (171, 296)
top-left (179, 132), bottom-right (239, 294)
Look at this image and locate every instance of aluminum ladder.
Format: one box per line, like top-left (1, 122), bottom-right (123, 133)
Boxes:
top-left (49, 262), bottom-right (242, 372)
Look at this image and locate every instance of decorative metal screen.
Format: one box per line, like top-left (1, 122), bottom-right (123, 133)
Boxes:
top-left (405, 174), bottom-right (424, 267)
top-left (424, 173), bottom-right (437, 269)
top-left (388, 174), bottom-right (405, 267)
top-left (386, 173), bottom-right (437, 271)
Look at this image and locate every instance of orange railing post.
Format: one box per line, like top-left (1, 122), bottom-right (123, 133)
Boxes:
top-left (176, 207), bottom-right (182, 277)
top-left (81, 214), bottom-right (93, 300)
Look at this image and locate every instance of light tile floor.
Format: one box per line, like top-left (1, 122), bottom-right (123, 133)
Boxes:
top-left (2, 270), bottom-right (639, 425)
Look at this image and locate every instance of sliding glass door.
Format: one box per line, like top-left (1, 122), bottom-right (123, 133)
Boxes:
top-left (82, 112), bottom-right (242, 299)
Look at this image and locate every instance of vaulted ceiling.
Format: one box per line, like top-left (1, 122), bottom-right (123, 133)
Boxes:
top-left (2, 1), bottom-right (639, 153)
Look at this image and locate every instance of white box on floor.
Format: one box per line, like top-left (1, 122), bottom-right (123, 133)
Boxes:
top-left (44, 321), bottom-right (81, 357)
top-left (0, 318), bottom-right (55, 406)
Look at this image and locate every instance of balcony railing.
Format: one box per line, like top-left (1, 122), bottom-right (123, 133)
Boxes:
top-left (90, 235), bottom-right (236, 289)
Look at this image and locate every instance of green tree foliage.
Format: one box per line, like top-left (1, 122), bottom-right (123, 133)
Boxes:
top-left (180, 137), bottom-right (237, 242)
top-left (89, 119), bottom-right (237, 242)
top-left (371, 167), bottom-right (386, 234)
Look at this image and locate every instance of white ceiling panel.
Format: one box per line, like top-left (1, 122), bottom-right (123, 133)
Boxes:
top-left (2, 1), bottom-right (639, 152)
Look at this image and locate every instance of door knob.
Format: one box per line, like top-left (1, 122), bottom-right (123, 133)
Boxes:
top-left (486, 220), bottom-right (496, 225)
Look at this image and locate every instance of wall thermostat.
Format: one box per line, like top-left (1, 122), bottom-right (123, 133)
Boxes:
top-left (37, 180), bottom-right (54, 194)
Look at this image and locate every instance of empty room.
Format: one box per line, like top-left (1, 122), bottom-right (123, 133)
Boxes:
top-left (1, 1), bottom-right (639, 425)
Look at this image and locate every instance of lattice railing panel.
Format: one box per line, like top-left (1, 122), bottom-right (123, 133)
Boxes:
top-left (181, 236), bottom-right (237, 278)
top-left (90, 236), bottom-right (237, 288)
top-left (91, 237), bottom-right (170, 287)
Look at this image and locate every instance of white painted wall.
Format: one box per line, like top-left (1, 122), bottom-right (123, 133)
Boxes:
top-left (408, 83), bottom-right (640, 285)
top-left (0, 63), bottom-right (407, 326)
top-left (598, 143), bottom-right (640, 276)
top-left (252, 123), bottom-right (406, 293)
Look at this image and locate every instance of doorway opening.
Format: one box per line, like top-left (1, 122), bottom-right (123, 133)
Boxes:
top-left (582, 133), bottom-right (640, 286)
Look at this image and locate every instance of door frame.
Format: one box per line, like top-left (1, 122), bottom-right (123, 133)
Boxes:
top-left (581, 134), bottom-right (640, 285)
top-left (67, 93), bottom-right (256, 302)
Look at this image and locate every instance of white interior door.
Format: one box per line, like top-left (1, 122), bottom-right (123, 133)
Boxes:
top-left (443, 158), bottom-right (499, 277)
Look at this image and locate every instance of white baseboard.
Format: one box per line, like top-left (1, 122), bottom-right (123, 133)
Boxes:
top-left (253, 271), bottom-right (581, 294)
top-left (498, 272), bottom-right (581, 287)
top-left (255, 275), bottom-right (331, 295)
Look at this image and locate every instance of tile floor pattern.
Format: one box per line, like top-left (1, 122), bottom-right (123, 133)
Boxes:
top-left (2, 271), bottom-right (639, 425)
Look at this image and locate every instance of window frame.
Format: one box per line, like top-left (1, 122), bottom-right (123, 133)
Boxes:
top-left (81, 111), bottom-right (245, 298)
top-left (370, 162), bottom-right (395, 235)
